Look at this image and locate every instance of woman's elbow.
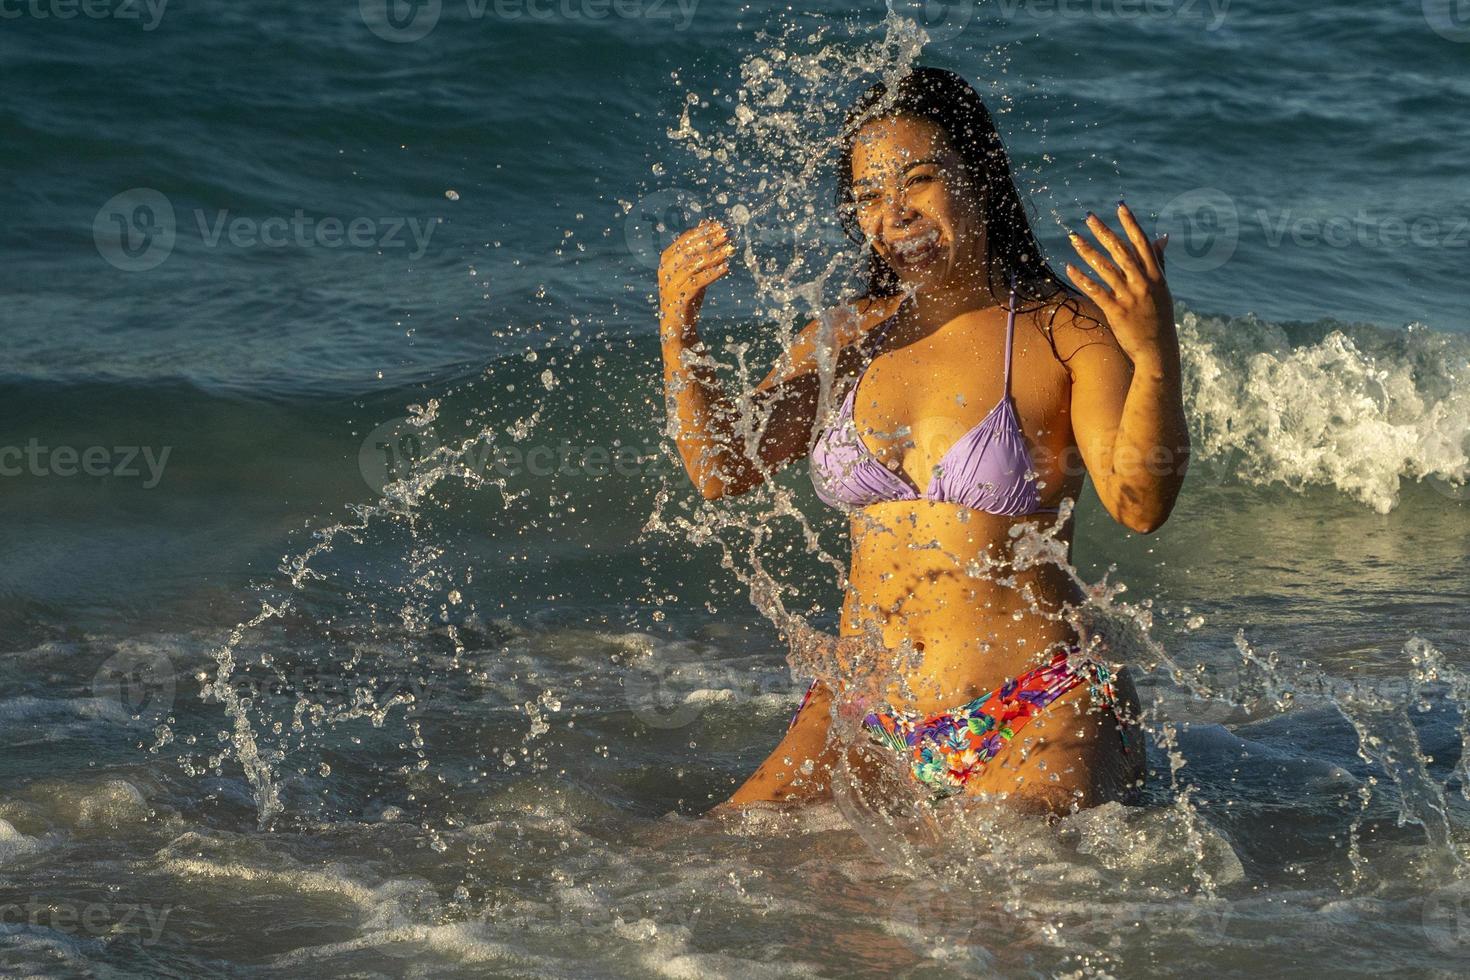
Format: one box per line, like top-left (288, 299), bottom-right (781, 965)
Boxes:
top-left (1119, 490), bottom-right (1183, 534)
top-left (1123, 513), bottom-right (1168, 535)
top-left (690, 463), bottom-right (750, 501)
top-left (700, 471), bottom-right (760, 501)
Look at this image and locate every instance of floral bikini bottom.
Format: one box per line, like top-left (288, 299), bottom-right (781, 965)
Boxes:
top-left (789, 646), bottom-right (1130, 801)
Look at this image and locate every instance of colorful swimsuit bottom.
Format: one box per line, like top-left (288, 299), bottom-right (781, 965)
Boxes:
top-left (789, 647), bottom-right (1130, 801)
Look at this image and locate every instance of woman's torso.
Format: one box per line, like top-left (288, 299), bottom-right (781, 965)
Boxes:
top-left (825, 294), bottom-right (1090, 713)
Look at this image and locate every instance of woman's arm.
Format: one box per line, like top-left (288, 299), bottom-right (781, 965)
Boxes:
top-left (658, 220), bottom-right (898, 500)
top-left (1057, 203), bottom-right (1191, 534)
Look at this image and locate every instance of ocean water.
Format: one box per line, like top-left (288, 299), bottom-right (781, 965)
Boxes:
top-left (1, 1), bottom-right (1469, 976)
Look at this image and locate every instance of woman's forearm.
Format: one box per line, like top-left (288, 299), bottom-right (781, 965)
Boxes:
top-left (1102, 343), bottom-right (1191, 533)
top-left (660, 307), bottom-right (756, 499)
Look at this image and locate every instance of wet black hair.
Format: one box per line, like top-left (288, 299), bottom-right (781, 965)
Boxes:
top-left (836, 66), bottom-right (1091, 354)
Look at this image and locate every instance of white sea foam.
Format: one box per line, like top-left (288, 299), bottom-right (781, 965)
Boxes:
top-left (0, 819), bottom-right (47, 864)
top-left (1181, 310), bottom-right (1470, 513)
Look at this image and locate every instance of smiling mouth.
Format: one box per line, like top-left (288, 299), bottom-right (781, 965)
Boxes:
top-left (887, 229), bottom-right (942, 267)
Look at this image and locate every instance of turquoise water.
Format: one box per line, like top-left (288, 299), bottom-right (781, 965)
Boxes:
top-left (1, 1), bottom-right (1468, 976)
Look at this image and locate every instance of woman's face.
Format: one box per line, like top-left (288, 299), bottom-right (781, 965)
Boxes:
top-left (849, 114), bottom-right (986, 293)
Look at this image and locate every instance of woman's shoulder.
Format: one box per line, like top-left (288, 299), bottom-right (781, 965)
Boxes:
top-left (1024, 285), bottom-right (1121, 367)
top-left (758, 293), bottom-right (904, 390)
top-left (809, 292), bottom-right (905, 343)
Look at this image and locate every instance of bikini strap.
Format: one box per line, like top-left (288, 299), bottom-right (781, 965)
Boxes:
top-left (1003, 273), bottom-right (1018, 396)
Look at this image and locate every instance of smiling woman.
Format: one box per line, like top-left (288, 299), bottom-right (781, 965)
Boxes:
top-left (658, 66), bottom-right (1192, 817)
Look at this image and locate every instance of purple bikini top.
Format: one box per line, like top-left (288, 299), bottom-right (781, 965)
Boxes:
top-left (809, 280), bottom-right (1060, 518)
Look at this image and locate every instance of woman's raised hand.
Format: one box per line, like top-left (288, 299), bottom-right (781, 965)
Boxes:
top-left (1064, 202), bottom-right (1178, 369)
top-left (658, 219), bottom-right (735, 339)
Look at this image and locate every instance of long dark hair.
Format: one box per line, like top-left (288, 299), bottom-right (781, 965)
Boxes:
top-left (836, 67), bottom-right (1086, 350)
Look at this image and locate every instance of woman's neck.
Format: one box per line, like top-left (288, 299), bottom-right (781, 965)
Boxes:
top-left (907, 266), bottom-right (1006, 333)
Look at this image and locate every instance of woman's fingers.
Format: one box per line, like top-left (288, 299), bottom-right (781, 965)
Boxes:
top-left (1083, 211), bottom-right (1147, 285)
top-left (1152, 234), bottom-right (1169, 273)
top-left (1115, 203), bottom-right (1161, 281)
top-left (662, 231), bottom-right (733, 289)
top-left (1064, 262), bottom-right (1120, 315)
top-left (663, 221), bottom-right (728, 266)
top-left (688, 260), bottom-right (730, 291)
top-left (1067, 230), bottom-right (1127, 296)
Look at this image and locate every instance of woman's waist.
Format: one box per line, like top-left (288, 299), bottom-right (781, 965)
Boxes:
top-left (836, 602), bottom-right (1082, 703)
top-left (841, 556), bottom-right (1083, 632)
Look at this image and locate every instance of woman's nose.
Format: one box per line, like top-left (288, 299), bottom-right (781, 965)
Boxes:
top-left (880, 189), bottom-right (919, 231)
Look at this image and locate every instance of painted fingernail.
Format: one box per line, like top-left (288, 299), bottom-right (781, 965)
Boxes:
top-left (1086, 211), bottom-right (1096, 220)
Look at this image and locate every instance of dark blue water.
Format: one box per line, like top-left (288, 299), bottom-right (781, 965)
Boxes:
top-left (1, 2), bottom-right (1468, 976)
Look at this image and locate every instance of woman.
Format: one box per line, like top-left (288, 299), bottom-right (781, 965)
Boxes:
top-left (657, 67), bottom-right (1189, 816)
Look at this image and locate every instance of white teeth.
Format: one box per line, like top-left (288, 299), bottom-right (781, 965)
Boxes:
top-left (891, 230), bottom-right (941, 263)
